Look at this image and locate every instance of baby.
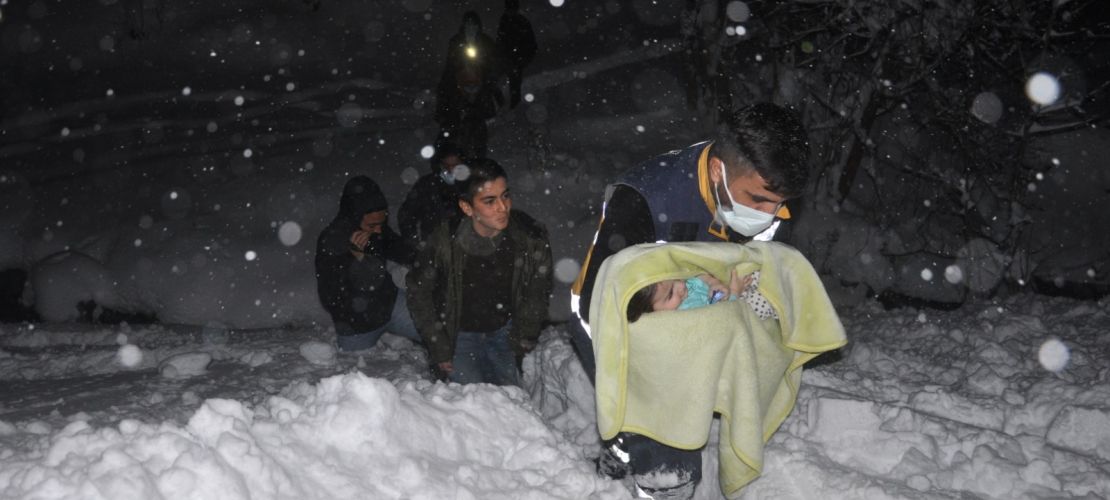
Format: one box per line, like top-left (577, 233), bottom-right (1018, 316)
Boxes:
top-left (626, 270), bottom-right (777, 323)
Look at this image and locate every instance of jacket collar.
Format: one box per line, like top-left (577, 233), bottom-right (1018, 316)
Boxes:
top-left (696, 142), bottom-right (730, 241)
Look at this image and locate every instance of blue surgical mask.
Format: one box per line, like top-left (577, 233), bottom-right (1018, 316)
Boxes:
top-left (440, 170), bottom-right (456, 185)
top-left (715, 165), bottom-right (777, 237)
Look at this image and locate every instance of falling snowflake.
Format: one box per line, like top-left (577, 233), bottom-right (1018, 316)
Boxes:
top-left (117, 344), bottom-right (143, 368)
top-left (944, 265), bottom-right (964, 284)
top-left (554, 258), bottom-right (581, 284)
top-left (401, 167), bottom-right (420, 185)
top-left (1025, 72), bottom-right (1060, 106)
top-left (970, 92), bottom-right (1002, 124)
top-left (1038, 338), bottom-right (1069, 372)
top-left (278, 221), bottom-right (303, 246)
top-left (726, 1), bottom-right (751, 22)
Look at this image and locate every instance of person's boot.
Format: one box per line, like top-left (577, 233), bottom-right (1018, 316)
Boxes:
top-left (596, 438), bottom-right (631, 479)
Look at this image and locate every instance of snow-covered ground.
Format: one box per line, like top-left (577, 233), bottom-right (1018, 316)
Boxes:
top-left (3, 0), bottom-right (1109, 498)
top-left (2, 293), bottom-right (1108, 499)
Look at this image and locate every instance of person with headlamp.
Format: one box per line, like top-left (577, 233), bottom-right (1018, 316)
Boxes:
top-left (435, 11), bottom-right (503, 159)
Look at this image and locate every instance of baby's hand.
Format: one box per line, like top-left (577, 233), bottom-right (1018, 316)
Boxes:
top-left (729, 270), bottom-right (754, 297)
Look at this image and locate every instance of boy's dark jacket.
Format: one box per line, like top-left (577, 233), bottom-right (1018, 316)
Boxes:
top-left (406, 211), bottom-right (552, 363)
top-left (315, 176), bottom-right (413, 336)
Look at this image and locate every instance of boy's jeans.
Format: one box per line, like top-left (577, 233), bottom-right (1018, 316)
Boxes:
top-left (336, 290), bottom-right (422, 352)
top-left (450, 323), bottom-right (520, 386)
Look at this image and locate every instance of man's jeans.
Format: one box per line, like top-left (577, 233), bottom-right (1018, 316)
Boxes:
top-left (336, 290), bottom-right (422, 352)
top-left (450, 323), bottom-right (520, 386)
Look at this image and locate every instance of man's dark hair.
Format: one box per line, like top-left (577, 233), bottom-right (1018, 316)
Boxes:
top-left (626, 282), bottom-right (659, 323)
top-left (430, 142), bottom-right (463, 171)
top-left (710, 103), bottom-right (810, 198)
top-left (458, 158), bottom-right (508, 202)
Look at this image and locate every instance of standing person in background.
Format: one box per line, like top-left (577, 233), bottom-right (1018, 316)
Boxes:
top-left (496, 0), bottom-right (536, 109)
top-left (435, 10), bottom-right (503, 158)
top-left (435, 65), bottom-right (500, 159)
top-left (406, 158), bottom-right (552, 386)
top-left (438, 10), bottom-right (501, 102)
top-left (315, 176), bottom-right (423, 353)
top-left (399, 142), bottom-right (466, 249)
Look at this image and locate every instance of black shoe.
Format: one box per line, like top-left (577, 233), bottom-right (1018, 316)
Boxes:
top-left (596, 440), bottom-right (630, 479)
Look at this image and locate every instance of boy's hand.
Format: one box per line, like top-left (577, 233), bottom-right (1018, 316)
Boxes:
top-left (350, 230), bottom-right (371, 251)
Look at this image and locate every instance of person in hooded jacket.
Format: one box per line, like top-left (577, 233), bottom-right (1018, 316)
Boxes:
top-left (496, 0), bottom-right (536, 109)
top-left (315, 176), bottom-right (422, 352)
top-left (398, 142), bottom-right (466, 249)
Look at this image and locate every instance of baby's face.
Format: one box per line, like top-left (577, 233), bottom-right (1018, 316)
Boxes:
top-left (651, 279), bottom-right (688, 312)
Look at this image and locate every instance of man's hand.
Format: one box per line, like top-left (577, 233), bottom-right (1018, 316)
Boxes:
top-left (437, 361), bottom-right (454, 374)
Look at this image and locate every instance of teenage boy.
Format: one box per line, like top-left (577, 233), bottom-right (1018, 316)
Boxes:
top-left (406, 158), bottom-right (552, 386)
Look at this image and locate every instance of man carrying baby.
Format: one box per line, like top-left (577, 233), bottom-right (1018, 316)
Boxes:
top-left (583, 103), bottom-right (811, 499)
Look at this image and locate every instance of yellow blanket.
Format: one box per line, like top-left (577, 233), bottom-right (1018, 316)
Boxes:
top-left (590, 241), bottom-right (847, 497)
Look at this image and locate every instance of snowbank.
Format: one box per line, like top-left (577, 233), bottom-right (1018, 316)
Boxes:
top-left (0, 372), bottom-right (627, 499)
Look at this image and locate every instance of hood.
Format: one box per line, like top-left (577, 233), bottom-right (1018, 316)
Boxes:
top-left (459, 11), bottom-right (482, 33)
top-left (337, 176), bottom-right (388, 222)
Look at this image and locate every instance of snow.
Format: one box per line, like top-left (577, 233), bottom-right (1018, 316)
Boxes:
top-left (3, 295), bottom-right (1109, 499)
top-left (2, 0), bottom-right (1109, 498)
top-left (298, 340), bottom-right (337, 367)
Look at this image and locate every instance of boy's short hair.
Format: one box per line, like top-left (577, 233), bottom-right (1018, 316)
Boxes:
top-left (710, 102), bottom-right (810, 198)
top-left (626, 282), bottom-right (658, 323)
top-left (458, 158), bottom-right (508, 202)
